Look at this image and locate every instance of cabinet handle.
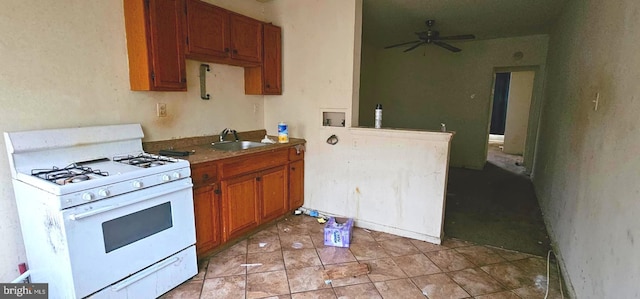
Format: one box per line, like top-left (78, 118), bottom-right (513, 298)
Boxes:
top-left (256, 177), bottom-right (261, 182)
top-left (291, 167), bottom-right (296, 171)
top-left (202, 174), bottom-right (209, 180)
top-left (233, 49), bottom-right (238, 54)
top-left (224, 48), bottom-right (229, 53)
top-left (214, 189), bottom-right (221, 195)
top-left (266, 84), bottom-right (271, 88)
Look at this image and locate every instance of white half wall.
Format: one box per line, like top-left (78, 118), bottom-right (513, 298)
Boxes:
top-left (503, 71), bottom-right (535, 155)
top-left (347, 128), bottom-right (453, 243)
top-left (534, 0), bottom-right (640, 297)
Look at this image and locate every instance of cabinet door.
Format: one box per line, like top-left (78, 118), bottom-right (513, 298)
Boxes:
top-left (229, 13), bottom-right (262, 63)
top-left (221, 173), bottom-right (260, 241)
top-left (184, 0), bottom-right (229, 60)
top-left (147, 0), bottom-right (187, 90)
top-left (193, 184), bottom-right (221, 256)
top-left (262, 24), bottom-right (282, 94)
top-left (260, 166), bottom-right (288, 223)
top-left (289, 160), bottom-right (304, 209)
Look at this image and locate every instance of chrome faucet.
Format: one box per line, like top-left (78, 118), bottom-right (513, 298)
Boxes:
top-left (219, 128), bottom-right (239, 142)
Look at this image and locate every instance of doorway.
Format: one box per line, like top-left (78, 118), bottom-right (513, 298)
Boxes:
top-left (488, 70), bottom-right (536, 173)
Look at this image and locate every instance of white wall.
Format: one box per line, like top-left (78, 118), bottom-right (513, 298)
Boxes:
top-left (359, 35), bottom-right (549, 169)
top-left (534, 0), bottom-right (640, 297)
top-left (0, 0), bottom-right (267, 281)
top-left (503, 71), bottom-right (535, 155)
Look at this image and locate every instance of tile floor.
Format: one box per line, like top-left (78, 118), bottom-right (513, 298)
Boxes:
top-left (162, 215), bottom-right (564, 299)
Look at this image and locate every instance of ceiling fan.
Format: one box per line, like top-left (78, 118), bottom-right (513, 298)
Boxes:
top-left (384, 20), bottom-right (475, 53)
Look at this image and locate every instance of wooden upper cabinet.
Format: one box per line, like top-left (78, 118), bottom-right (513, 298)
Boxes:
top-left (184, 1), bottom-right (262, 66)
top-left (262, 24), bottom-right (282, 94)
top-left (184, 0), bottom-right (229, 60)
top-left (229, 13), bottom-right (263, 63)
top-left (245, 23), bottom-right (282, 95)
top-left (123, 0), bottom-right (186, 91)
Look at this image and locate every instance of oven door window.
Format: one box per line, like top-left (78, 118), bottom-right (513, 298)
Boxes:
top-left (102, 202), bottom-right (173, 253)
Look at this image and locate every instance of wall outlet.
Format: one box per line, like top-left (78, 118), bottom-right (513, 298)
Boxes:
top-left (157, 103), bottom-right (167, 117)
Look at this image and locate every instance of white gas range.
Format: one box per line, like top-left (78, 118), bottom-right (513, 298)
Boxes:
top-left (4, 124), bottom-right (197, 299)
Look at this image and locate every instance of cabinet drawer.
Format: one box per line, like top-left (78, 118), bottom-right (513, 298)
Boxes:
top-left (191, 162), bottom-right (218, 187)
top-left (220, 149), bottom-right (288, 179)
top-left (289, 145), bottom-right (305, 161)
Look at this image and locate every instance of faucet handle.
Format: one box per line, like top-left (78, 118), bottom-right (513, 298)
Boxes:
top-left (231, 129), bottom-right (239, 142)
top-left (220, 128), bottom-right (230, 142)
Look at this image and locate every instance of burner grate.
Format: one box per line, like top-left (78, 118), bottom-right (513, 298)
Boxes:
top-left (31, 164), bottom-right (109, 185)
top-left (113, 153), bottom-right (178, 168)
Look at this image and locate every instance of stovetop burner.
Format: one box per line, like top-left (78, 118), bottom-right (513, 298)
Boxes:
top-left (113, 153), bottom-right (178, 168)
top-left (31, 164), bottom-right (109, 185)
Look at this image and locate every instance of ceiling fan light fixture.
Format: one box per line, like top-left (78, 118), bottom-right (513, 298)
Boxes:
top-left (384, 19), bottom-right (475, 53)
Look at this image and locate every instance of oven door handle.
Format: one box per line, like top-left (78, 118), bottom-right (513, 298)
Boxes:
top-left (111, 256), bottom-right (180, 291)
top-left (68, 184), bottom-right (192, 221)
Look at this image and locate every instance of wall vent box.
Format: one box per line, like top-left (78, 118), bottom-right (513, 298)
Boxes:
top-left (324, 217), bottom-right (354, 247)
top-left (322, 111), bottom-right (346, 127)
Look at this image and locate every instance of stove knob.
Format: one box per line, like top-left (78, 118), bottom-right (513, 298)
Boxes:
top-left (132, 181), bottom-right (143, 188)
top-left (98, 189), bottom-right (110, 197)
top-left (82, 192), bottom-right (95, 201)
top-left (172, 172), bottom-right (181, 179)
top-left (161, 174), bottom-right (171, 182)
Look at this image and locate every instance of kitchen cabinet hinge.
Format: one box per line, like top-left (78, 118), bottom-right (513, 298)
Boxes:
top-left (151, 72), bottom-right (155, 81)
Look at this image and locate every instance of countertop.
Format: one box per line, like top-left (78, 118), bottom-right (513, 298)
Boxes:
top-left (143, 130), bottom-right (306, 165)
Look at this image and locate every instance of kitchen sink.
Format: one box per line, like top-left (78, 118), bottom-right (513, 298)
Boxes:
top-left (211, 141), bottom-right (269, 151)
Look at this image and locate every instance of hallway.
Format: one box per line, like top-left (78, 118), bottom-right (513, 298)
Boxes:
top-left (443, 144), bottom-right (551, 256)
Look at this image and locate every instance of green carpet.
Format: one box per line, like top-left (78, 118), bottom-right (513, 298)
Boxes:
top-left (443, 163), bottom-right (551, 257)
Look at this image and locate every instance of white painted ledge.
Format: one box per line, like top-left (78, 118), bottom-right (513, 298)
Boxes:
top-left (349, 126), bottom-right (454, 142)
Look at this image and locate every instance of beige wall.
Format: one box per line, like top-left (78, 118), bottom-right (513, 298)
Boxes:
top-left (262, 0), bottom-right (362, 216)
top-left (0, 0), bottom-right (267, 281)
top-left (534, 0), bottom-right (640, 297)
top-left (503, 71), bottom-right (535, 155)
top-left (359, 35), bottom-right (549, 169)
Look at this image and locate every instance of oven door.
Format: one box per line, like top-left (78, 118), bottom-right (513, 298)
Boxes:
top-left (61, 178), bottom-right (196, 298)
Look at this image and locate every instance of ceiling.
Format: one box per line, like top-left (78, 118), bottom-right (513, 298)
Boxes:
top-left (362, 0), bottom-right (568, 47)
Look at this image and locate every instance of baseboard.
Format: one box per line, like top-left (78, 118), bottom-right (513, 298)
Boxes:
top-left (297, 206), bottom-right (442, 245)
top-left (534, 189), bottom-right (577, 298)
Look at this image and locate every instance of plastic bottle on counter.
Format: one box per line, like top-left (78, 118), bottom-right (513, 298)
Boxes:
top-left (278, 122), bottom-right (289, 143)
top-left (374, 104), bottom-right (383, 129)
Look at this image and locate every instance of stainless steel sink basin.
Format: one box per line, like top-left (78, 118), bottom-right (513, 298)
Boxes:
top-left (211, 141), bottom-right (269, 151)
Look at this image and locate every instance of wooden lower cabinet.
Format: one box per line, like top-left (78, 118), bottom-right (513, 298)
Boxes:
top-left (260, 166), bottom-right (288, 223)
top-left (193, 145), bottom-right (305, 256)
top-left (193, 184), bottom-right (221, 255)
top-left (221, 173), bottom-right (260, 242)
top-left (289, 160), bottom-right (304, 209)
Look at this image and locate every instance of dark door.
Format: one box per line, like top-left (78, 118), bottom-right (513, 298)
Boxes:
top-left (490, 72), bottom-right (511, 135)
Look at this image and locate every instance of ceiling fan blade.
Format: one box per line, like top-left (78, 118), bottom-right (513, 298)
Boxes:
top-left (436, 34), bottom-right (476, 41)
top-left (384, 40), bottom-right (421, 49)
top-left (403, 42), bottom-right (425, 52)
top-left (433, 41), bottom-right (461, 52)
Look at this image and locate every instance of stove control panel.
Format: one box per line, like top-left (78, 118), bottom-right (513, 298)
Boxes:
top-left (60, 167), bottom-right (192, 209)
